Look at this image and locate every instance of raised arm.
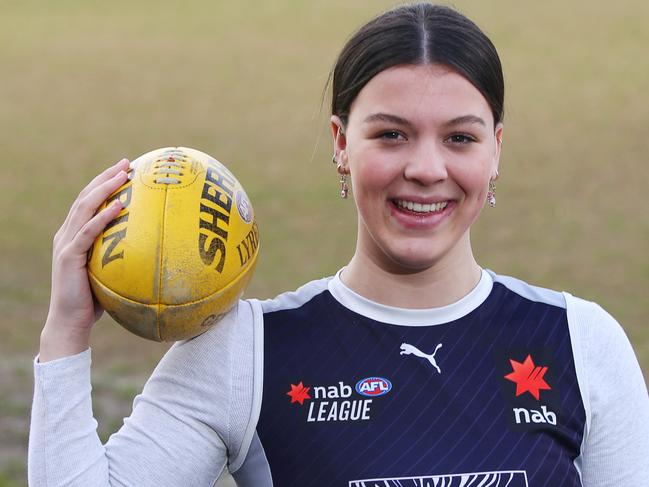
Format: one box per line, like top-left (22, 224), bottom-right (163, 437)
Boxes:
top-left (39, 158), bottom-right (129, 361)
top-left (29, 159), bottom-right (255, 485)
top-left (29, 309), bottom-right (250, 486)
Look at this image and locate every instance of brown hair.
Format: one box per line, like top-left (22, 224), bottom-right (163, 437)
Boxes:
top-left (331, 3), bottom-right (504, 127)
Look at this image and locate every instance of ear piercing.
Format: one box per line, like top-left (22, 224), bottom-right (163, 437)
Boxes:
top-left (332, 125), bottom-right (349, 198)
top-left (332, 153), bottom-right (349, 199)
top-left (339, 169), bottom-right (349, 199)
top-left (487, 178), bottom-right (497, 207)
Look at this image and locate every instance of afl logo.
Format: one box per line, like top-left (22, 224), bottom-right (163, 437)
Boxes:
top-left (355, 377), bottom-right (392, 397)
top-left (236, 190), bottom-right (253, 224)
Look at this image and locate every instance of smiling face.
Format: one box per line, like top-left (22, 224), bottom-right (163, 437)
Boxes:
top-left (332, 64), bottom-right (503, 273)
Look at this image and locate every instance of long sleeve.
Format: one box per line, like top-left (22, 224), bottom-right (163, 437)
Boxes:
top-left (567, 295), bottom-right (649, 486)
top-left (29, 300), bottom-right (256, 487)
top-left (29, 348), bottom-right (112, 485)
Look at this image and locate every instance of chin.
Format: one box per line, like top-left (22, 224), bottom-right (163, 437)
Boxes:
top-left (382, 247), bottom-right (446, 274)
top-left (360, 225), bottom-right (463, 274)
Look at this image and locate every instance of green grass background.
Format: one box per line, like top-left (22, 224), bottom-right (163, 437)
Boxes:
top-left (1, 1), bottom-right (647, 485)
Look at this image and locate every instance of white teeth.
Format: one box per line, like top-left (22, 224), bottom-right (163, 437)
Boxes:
top-left (396, 200), bottom-right (448, 213)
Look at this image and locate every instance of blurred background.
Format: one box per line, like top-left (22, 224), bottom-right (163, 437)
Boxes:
top-left (1, 1), bottom-right (647, 485)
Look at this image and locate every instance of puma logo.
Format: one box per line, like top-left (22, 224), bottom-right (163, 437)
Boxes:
top-left (400, 342), bottom-right (443, 374)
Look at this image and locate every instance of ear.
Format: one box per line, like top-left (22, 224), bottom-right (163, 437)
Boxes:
top-left (492, 122), bottom-right (504, 178)
top-left (330, 115), bottom-right (347, 163)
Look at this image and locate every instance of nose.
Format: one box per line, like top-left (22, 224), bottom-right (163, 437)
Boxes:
top-left (403, 140), bottom-right (448, 185)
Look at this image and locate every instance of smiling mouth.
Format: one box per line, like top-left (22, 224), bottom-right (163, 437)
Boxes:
top-left (394, 199), bottom-right (448, 214)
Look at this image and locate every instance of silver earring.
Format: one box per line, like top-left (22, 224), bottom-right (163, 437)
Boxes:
top-left (487, 180), bottom-right (496, 207)
top-left (340, 173), bottom-right (349, 199)
top-left (336, 163), bottom-right (349, 199)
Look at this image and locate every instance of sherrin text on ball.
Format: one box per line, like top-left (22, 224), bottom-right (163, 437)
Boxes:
top-left (87, 147), bottom-right (259, 341)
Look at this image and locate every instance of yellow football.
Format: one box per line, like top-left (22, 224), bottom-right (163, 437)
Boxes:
top-left (88, 147), bottom-right (259, 341)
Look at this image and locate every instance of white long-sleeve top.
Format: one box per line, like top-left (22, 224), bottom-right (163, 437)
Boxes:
top-left (29, 271), bottom-right (649, 486)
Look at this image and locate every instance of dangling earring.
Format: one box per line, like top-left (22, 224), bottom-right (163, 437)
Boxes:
top-left (487, 179), bottom-right (497, 207)
top-left (333, 148), bottom-right (350, 199)
top-left (337, 163), bottom-right (349, 199)
top-left (340, 174), bottom-right (349, 199)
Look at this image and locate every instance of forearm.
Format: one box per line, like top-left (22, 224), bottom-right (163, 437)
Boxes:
top-left (29, 349), bottom-right (110, 486)
top-left (38, 318), bottom-right (91, 363)
top-left (28, 347), bottom-right (230, 487)
top-left (29, 305), bottom-right (250, 487)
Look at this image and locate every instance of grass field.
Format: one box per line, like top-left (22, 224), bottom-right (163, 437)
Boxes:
top-left (1, 1), bottom-right (647, 485)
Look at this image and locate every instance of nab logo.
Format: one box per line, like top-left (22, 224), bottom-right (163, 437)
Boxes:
top-left (286, 382), bottom-right (311, 405)
top-left (504, 354), bottom-right (551, 400)
top-left (504, 354), bottom-right (558, 428)
top-left (513, 405), bottom-right (557, 426)
top-left (355, 377), bottom-right (392, 397)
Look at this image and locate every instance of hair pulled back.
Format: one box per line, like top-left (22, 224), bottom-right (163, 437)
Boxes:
top-left (331, 3), bottom-right (504, 127)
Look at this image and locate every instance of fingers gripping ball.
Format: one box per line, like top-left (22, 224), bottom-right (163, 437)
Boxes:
top-left (87, 147), bottom-right (259, 341)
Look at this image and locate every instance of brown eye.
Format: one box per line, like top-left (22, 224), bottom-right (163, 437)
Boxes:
top-left (380, 131), bottom-right (406, 141)
top-left (447, 134), bottom-right (475, 144)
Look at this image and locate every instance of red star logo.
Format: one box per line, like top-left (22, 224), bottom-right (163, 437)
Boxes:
top-left (504, 354), bottom-right (551, 400)
top-left (286, 382), bottom-right (311, 405)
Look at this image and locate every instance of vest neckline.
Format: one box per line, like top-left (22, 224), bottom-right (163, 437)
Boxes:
top-left (327, 268), bottom-right (493, 326)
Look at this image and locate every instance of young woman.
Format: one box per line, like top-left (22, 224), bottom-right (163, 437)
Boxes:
top-left (30, 3), bottom-right (648, 486)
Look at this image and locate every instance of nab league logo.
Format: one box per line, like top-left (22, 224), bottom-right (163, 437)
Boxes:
top-left (504, 354), bottom-right (558, 427)
top-left (286, 377), bottom-right (391, 423)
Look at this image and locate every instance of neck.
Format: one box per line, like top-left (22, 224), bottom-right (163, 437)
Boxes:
top-left (341, 235), bottom-right (482, 309)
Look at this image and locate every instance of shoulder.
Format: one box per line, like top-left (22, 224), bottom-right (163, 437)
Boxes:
top-left (563, 294), bottom-right (645, 396)
top-left (564, 294), bottom-right (621, 337)
top-left (562, 293), bottom-right (638, 371)
top-left (254, 275), bottom-right (333, 314)
top-left (487, 270), bottom-right (644, 399)
top-left (488, 271), bottom-right (640, 380)
top-left (487, 270), bottom-right (566, 308)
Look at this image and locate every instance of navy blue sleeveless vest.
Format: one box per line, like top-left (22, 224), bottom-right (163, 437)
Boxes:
top-left (254, 271), bottom-right (586, 486)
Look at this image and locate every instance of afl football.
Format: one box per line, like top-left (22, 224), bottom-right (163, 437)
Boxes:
top-left (88, 147), bottom-right (259, 341)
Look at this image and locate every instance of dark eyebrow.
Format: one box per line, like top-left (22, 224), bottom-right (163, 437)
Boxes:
top-left (443, 115), bottom-right (486, 127)
top-left (363, 113), bottom-right (486, 128)
top-left (363, 113), bottom-right (413, 127)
